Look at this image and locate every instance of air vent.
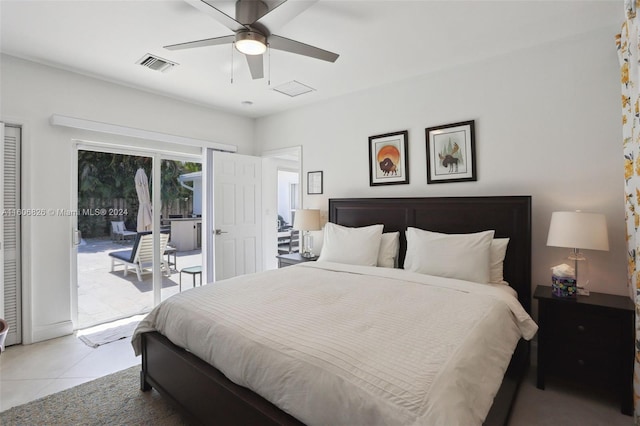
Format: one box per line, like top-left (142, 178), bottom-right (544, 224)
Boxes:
top-left (136, 54), bottom-right (178, 73)
top-left (273, 80), bottom-right (315, 97)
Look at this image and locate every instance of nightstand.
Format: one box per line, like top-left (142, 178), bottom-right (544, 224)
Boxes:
top-left (276, 253), bottom-right (318, 268)
top-left (534, 285), bottom-right (634, 415)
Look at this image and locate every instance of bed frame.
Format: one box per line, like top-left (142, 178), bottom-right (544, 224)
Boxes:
top-left (140, 196), bottom-right (532, 425)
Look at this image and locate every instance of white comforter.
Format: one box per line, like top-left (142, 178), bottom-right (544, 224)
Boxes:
top-left (132, 262), bottom-right (537, 426)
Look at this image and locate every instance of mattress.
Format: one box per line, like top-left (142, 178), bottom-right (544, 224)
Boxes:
top-left (132, 261), bottom-right (537, 426)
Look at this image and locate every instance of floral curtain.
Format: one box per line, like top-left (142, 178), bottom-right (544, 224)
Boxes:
top-left (618, 0), bottom-right (640, 421)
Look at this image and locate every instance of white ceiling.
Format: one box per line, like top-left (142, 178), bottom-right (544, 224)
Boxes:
top-left (0, 0), bottom-right (621, 118)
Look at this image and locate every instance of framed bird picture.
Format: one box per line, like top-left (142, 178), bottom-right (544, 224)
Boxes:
top-left (368, 130), bottom-right (409, 186)
top-left (425, 120), bottom-right (476, 184)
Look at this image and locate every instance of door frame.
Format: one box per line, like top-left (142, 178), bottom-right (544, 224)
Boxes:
top-left (261, 146), bottom-right (302, 271)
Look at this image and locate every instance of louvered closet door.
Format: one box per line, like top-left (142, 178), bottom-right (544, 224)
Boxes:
top-left (1, 124), bottom-right (22, 346)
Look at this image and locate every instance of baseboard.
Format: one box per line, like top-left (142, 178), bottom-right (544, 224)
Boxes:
top-left (31, 320), bottom-right (74, 343)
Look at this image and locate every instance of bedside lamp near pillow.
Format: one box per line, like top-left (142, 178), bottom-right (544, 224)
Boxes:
top-left (293, 209), bottom-right (321, 258)
top-left (546, 211), bottom-right (609, 295)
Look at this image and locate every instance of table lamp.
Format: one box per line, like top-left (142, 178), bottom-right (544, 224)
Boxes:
top-left (293, 209), bottom-right (321, 258)
top-left (546, 211), bottom-right (609, 295)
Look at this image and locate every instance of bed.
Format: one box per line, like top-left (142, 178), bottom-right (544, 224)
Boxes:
top-left (132, 196), bottom-right (534, 425)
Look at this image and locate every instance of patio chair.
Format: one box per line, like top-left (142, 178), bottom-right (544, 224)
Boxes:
top-left (108, 231), bottom-right (170, 281)
top-left (111, 221), bottom-right (136, 242)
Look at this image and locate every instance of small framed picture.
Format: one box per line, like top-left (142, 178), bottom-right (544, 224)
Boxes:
top-left (368, 130), bottom-right (409, 186)
top-left (307, 171), bottom-right (323, 194)
top-left (425, 120), bottom-right (476, 184)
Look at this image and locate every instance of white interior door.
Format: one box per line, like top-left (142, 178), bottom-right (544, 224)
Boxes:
top-left (212, 151), bottom-right (262, 281)
top-left (1, 123), bottom-right (22, 346)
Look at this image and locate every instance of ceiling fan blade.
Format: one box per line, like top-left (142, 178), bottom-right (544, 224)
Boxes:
top-left (185, 0), bottom-right (248, 32)
top-left (269, 35), bottom-right (339, 62)
top-left (256, 0), bottom-right (318, 32)
top-left (164, 35), bottom-right (235, 51)
top-left (246, 54), bottom-right (264, 79)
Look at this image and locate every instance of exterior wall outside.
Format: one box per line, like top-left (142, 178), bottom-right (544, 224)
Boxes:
top-left (178, 172), bottom-right (203, 216)
top-left (256, 26), bottom-right (628, 298)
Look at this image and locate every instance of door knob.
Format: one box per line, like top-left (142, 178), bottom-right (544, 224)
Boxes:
top-left (215, 229), bottom-right (228, 235)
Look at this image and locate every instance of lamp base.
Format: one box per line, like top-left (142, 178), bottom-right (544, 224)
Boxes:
top-left (301, 232), bottom-right (315, 259)
top-left (568, 250), bottom-right (590, 294)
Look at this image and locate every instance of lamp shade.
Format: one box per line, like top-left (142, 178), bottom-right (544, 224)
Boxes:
top-left (546, 211), bottom-right (609, 251)
top-left (293, 209), bottom-right (321, 231)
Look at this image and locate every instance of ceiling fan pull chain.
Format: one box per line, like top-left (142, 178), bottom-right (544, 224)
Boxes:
top-left (231, 42), bottom-right (235, 84)
top-left (268, 44), bottom-right (271, 86)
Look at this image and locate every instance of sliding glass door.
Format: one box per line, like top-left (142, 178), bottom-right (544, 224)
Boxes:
top-left (72, 145), bottom-right (202, 329)
top-left (73, 149), bottom-right (156, 329)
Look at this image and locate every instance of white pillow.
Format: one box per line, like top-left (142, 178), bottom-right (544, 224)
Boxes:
top-left (490, 238), bottom-right (510, 284)
top-left (377, 232), bottom-right (400, 268)
top-left (317, 223), bottom-right (384, 266)
top-left (404, 228), bottom-right (495, 283)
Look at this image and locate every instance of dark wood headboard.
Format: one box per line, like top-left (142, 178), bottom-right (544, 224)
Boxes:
top-left (328, 196), bottom-right (532, 314)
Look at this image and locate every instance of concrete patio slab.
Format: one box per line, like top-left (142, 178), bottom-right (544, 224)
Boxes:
top-left (77, 237), bottom-right (202, 329)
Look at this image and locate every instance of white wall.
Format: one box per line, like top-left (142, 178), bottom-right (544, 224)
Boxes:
top-left (256, 27), bottom-right (629, 298)
top-left (1, 54), bottom-right (255, 343)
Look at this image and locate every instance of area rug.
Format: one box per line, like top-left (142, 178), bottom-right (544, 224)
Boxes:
top-left (77, 315), bottom-right (145, 348)
top-left (0, 366), bottom-right (190, 426)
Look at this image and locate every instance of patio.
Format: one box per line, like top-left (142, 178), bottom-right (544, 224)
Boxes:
top-left (77, 237), bottom-right (202, 329)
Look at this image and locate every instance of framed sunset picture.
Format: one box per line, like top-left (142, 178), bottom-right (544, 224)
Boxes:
top-left (368, 130), bottom-right (409, 186)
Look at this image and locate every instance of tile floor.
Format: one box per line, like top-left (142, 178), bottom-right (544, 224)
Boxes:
top-left (0, 333), bottom-right (140, 412)
top-left (0, 239), bottom-right (202, 413)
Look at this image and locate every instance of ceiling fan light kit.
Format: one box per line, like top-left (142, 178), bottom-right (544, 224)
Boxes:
top-left (235, 31), bottom-right (267, 55)
top-left (166, 0), bottom-right (339, 80)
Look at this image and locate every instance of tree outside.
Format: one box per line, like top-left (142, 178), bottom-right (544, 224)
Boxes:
top-left (77, 151), bottom-right (201, 238)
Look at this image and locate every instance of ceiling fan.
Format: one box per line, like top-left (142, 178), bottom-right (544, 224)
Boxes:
top-left (165, 0), bottom-right (339, 80)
